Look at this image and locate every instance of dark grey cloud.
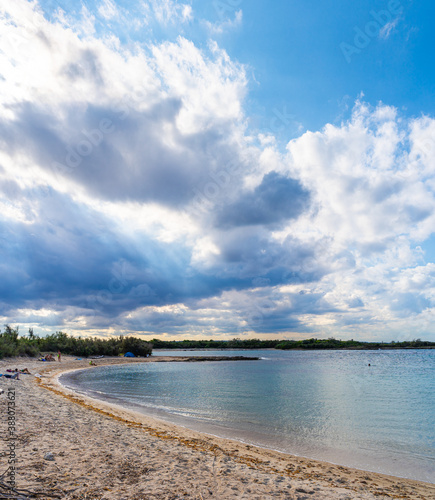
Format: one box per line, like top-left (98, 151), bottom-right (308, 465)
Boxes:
top-left (390, 292), bottom-right (431, 316)
top-left (0, 176), bottom-right (324, 334)
top-left (215, 171), bottom-right (310, 228)
top-left (62, 48), bottom-right (104, 86)
top-left (0, 100), bottom-right (245, 209)
top-left (211, 227), bottom-right (326, 285)
top-left (0, 28), bottom-right (320, 337)
top-left (0, 192), bottom-right (128, 308)
top-left (0, 87), bottom-right (321, 336)
top-left (224, 286), bottom-right (342, 335)
top-left (347, 297), bottom-right (364, 308)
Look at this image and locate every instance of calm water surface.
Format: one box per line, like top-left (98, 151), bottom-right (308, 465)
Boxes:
top-left (60, 349), bottom-right (435, 482)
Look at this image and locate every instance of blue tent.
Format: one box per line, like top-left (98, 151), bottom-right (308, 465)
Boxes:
top-left (124, 352), bottom-right (135, 357)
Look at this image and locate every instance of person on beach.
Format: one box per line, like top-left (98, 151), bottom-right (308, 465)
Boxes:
top-left (58, 350), bottom-right (61, 362)
top-left (0, 373), bottom-right (19, 379)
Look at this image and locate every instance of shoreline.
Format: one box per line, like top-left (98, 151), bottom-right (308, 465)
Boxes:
top-left (1, 355), bottom-right (434, 499)
top-left (57, 362), bottom-right (428, 485)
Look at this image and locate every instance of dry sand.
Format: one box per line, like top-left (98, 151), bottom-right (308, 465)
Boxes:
top-left (1, 355), bottom-right (434, 500)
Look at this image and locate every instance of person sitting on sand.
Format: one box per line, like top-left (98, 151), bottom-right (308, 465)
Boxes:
top-left (45, 354), bottom-right (55, 361)
top-left (20, 368), bottom-right (31, 374)
top-left (89, 360), bottom-right (97, 366)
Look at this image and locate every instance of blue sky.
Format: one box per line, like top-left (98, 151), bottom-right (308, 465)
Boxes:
top-left (1, 0), bottom-right (435, 341)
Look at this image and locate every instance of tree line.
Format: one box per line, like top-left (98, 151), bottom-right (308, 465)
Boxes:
top-left (273, 337), bottom-right (435, 350)
top-left (0, 326), bottom-right (152, 359)
top-left (151, 338), bottom-right (280, 349)
top-left (1, 326), bottom-right (433, 359)
top-left (151, 337), bottom-right (435, 350)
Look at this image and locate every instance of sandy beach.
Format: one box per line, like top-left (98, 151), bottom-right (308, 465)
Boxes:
top-left (1, 356), bottom-right (434, 500)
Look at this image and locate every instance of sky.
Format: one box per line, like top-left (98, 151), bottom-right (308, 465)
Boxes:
top-left (1, 0), bottom-right (435, 342)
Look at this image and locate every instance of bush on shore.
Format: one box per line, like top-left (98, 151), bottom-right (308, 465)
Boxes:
top-left (0, 325), bottom-right (152, 359)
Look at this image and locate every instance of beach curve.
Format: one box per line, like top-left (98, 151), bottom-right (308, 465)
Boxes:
top-left (1, 355), bottom-right (434, 499)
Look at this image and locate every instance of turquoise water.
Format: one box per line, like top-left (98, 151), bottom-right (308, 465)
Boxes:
top-left (60, 349), bottom-right (435, 482)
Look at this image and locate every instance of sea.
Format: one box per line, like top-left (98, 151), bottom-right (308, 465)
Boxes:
top-left (60, 349), bottom-right (435, 483)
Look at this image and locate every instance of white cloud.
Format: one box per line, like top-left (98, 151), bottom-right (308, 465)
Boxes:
top-left (78, 5), bottom-right (97, 36)
top-left (282, 102), bottom-right (435, 339)
top-left (203, 9), bottom-right (243, 35)
top-left (379, 17), bottom-right (399, 39)
top-left (287, 102), bottom-right (435, 251)
top-left (98, 0), bottom-right (119, 20)
top-left (149, 0), bottom-right (193, 26)
top-left (152, 38), bottom-right (247, 133)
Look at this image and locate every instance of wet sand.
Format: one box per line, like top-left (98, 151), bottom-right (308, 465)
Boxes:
top-left (1, 355), bottom-right (434, 499)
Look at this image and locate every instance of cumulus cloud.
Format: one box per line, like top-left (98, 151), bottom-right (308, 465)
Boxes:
top-left (287, 102), bottom-right (435, 252)
top-left (283, 102), bottom-right (435, 339)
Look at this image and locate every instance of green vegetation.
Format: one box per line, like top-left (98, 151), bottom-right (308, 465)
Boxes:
top-left (151, 338), bottom-right (281, 349)
top-left (152, 337), bottom-right (435, 350)
top-left (1, 326), bottom-right (433, 359)
top-left (0, 326), bottom-right (152, 359)
top-left (274, 337), bottom-right (435, 350)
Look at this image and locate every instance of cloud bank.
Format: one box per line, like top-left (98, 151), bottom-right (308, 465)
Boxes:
top-left (1, 1), bottom-right (434, 341)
